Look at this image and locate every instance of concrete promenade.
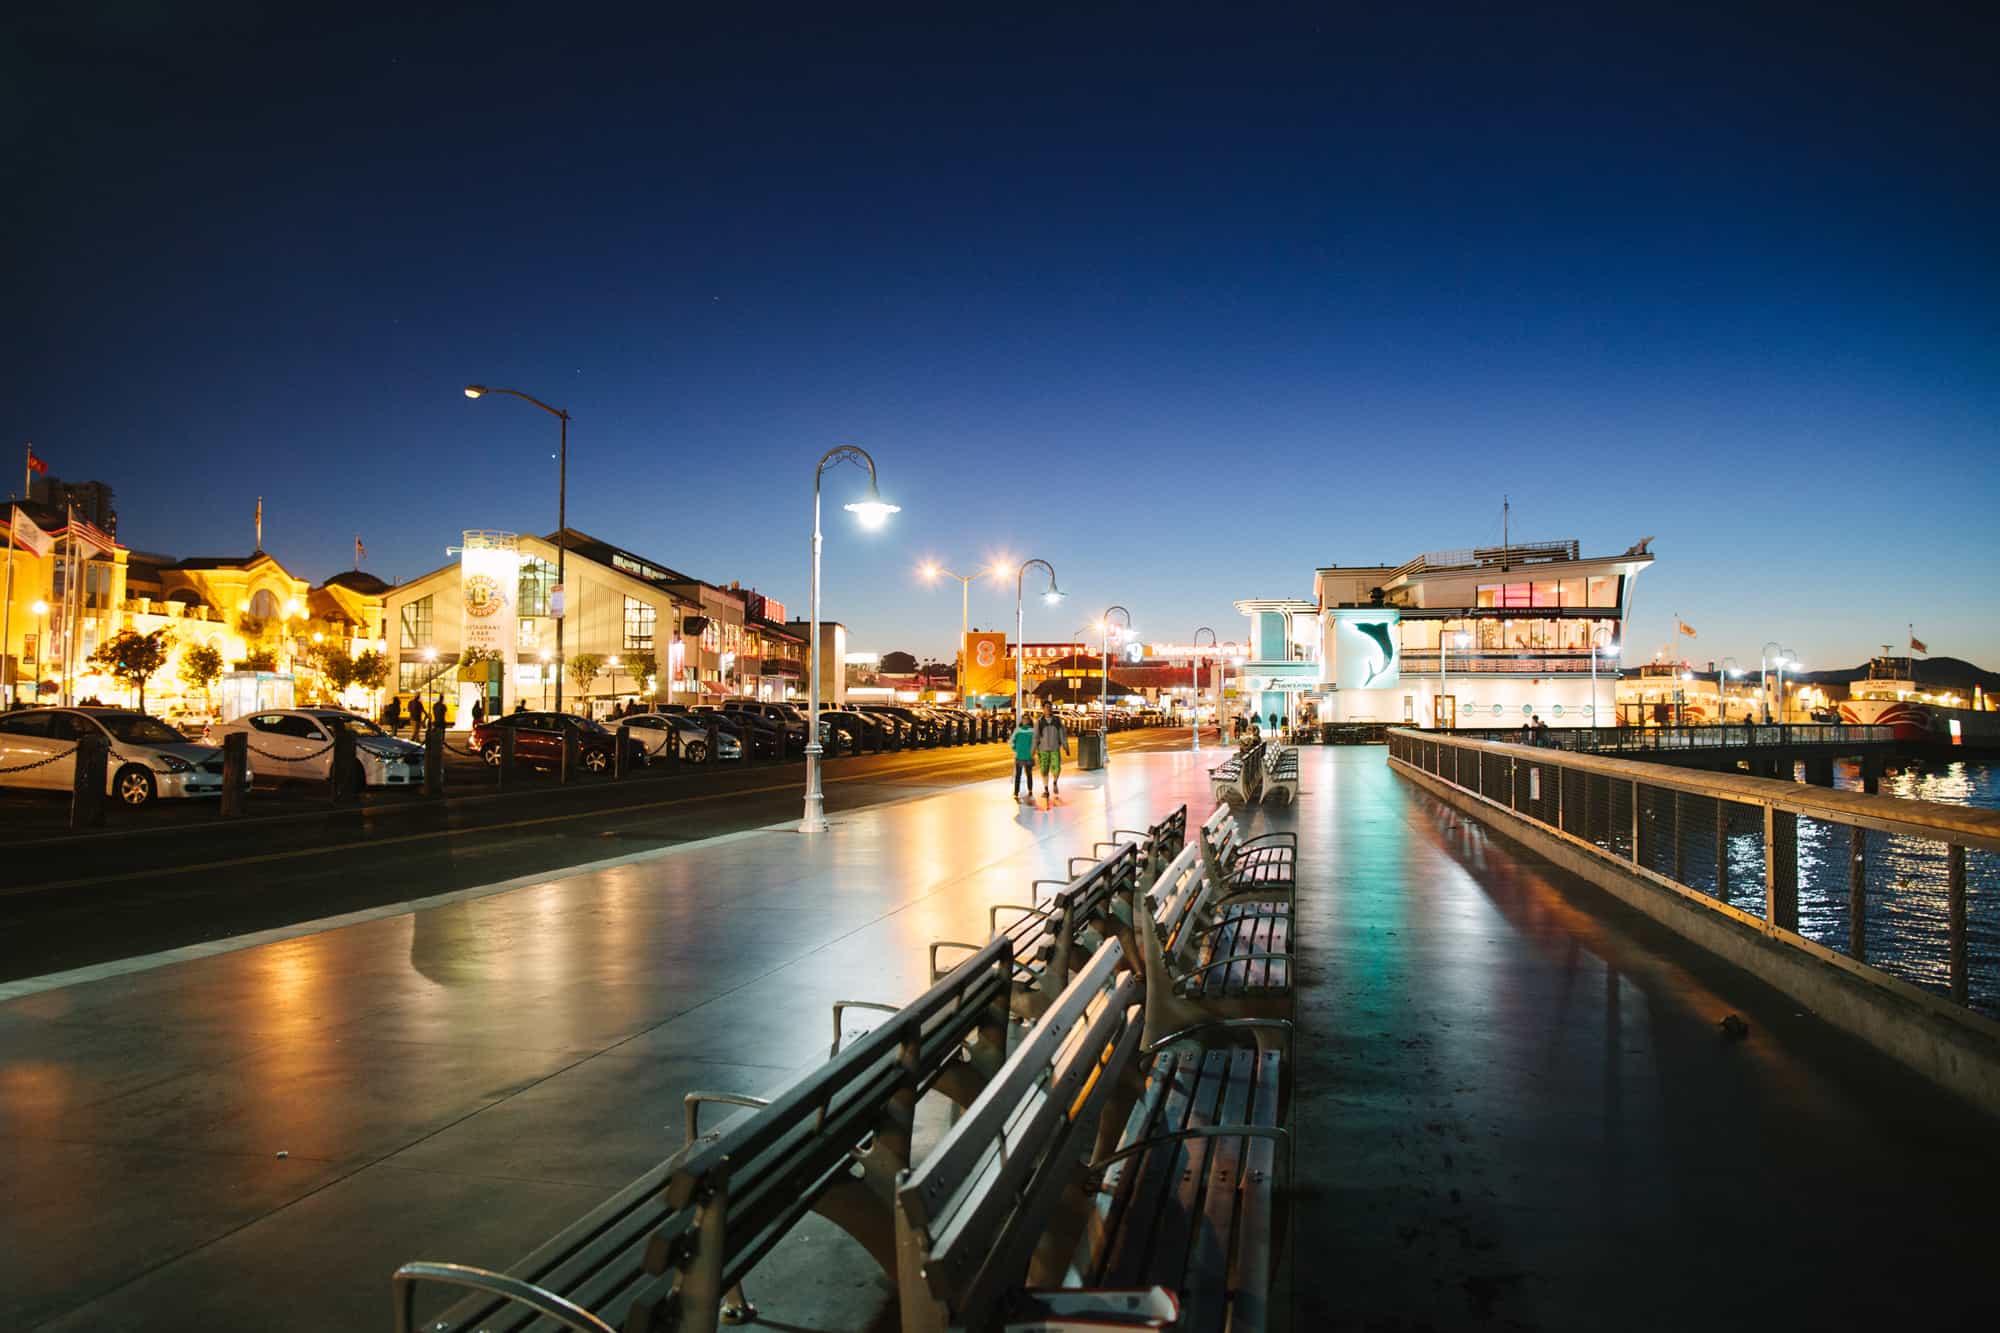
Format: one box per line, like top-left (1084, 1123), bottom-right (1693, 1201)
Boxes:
top-left (4, 747), bottom-right (1996, 1330)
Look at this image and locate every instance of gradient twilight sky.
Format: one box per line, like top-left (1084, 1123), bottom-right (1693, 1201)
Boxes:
top-left (7, 2), bottom-right (1996, 669)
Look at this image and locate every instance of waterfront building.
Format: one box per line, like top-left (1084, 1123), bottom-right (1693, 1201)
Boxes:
top-left (1233, 537), bottom-right (1656, 729)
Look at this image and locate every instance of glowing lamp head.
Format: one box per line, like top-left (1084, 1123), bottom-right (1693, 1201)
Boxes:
top-left (844, 483), bottom-right (899, 529)
top-left (422, 648), bottom-right (437, 662)
top-left (919, 564), bottom-right (938, 580)
top-left (463, 385), bottom-right (486, 399)
top-left (1599, 643), bottom-right (1620, 659)
top-left (31, 600), bottom-right (47, 615)
top-left (1043, 588), bottom-right (1064, 606)
top-left (539, 651), bottom-right (552, 663)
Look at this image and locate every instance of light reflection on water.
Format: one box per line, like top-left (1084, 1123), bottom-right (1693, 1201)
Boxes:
top-left (1796, 759), bottom-right (1999, 1015)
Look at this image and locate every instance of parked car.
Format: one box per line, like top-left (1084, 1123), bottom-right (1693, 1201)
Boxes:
top-left (688, 706), bottom-right (784, 759)
top-left (0, 706), bottom-right (232, 805)
top-left (820, 708), bottom-right (885, 751)
top-left (470, 712), bottom-right (642, 773)
top-left (857, 704), bottom-right (931, 744)
top-left (620, 711), bottom-right (742, 762)
top-left (211, 708), bottom-right (425, 787)
top-left (724, 700), bottom-right (810, 752)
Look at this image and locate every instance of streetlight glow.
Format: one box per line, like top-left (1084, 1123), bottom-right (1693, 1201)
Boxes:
top-left (31, 600), bottom-right (47, 615)
top-left (463, 385), bottom-right (485, 399)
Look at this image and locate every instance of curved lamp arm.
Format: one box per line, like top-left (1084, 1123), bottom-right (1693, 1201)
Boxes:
top-left (1016, 558), bottom-right (1060, 600)
top-left (464, 385), bottom-right (568, 420)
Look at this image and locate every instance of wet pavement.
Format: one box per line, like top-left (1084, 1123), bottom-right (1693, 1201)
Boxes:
top-left (2, 746), bottom-right (1995, 1330)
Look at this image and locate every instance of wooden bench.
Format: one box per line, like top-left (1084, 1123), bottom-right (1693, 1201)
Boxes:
top-left (894, 937), bottom-right (1290, 1333)
top-left (1136, 841), bottom-right (1293, 1049)
top-left (1197, 804), bottom-right (1298, 899)
top-left (394, 934), bottom-right (1020, 1333)
top-left (1102, 802), bottom-right (1189, 889)
top-left (1262, 745), bottom-right (1299, 805)
top-left (1207, 741), bottom-right (1265, 804)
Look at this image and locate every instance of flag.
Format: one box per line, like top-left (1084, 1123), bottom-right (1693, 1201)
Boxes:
top-left (26, 446), bottom-right (47, 475)
top-left (1911, 634), bottom-right (1928, 654)
top-left (1677, 618), bottom-right (1697, 639)
top-left (10, 506), bottom-right (52, 557)
top-left (354, 534), bottom-right (366, 564)
top-left (68, 516), bottom-right (116, 559)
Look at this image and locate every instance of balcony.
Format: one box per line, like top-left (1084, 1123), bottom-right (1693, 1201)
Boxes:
top-left (1402, 650), bottom-right (1602, 676)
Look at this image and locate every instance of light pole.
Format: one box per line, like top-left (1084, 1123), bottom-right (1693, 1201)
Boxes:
top-left (1591, 633), bottom-right (1619, 731)
top-left (1759, 641), bottom-right (1791, 724)
top-left (1099, 605), bottom-right (1132, 758)
top-left (1009, 560), bottom-right (1063, 726)
top-left (919, 563), bottom-right (994, 640)
top-left (1192, 626), bottom-right (1216, 750)
top-left (465, 384), bottom-right (568, 711)
top-left (422, 647), bottom-right (439, 724)
top-left (539, 650), bottom-right (552, 709)
top-left (607, 655), bottom-right (622, 713)
top-left (30, 599), bottom-right (48, 701)
top-left (802, 447), bottom-right (898, 833)
top-left (1720, 656), bottom-right (1744, 724)
top-left (1439, 626), bottom-right (1471, 730)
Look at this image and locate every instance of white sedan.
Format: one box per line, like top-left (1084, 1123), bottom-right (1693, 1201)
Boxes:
top-left (0, 707), bottom-right (232, 805)
top-left (211, 709), bottom-right (426, 787)
top-left (619, 712), bottom-right (742, 762)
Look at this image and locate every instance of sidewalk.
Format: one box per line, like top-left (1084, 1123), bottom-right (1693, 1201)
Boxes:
top-left (1, 750), bottom-right (1222, 1331)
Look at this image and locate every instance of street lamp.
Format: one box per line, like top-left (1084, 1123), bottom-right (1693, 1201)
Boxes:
top-left (30, 599), bottom-right (49, 701)
top-left (607, 655), bottom-right (622, 711)
top-left (802, 446), bottom-right (898, 833)
top-left (1591, 633), bottom-right (1619, 731)
top-left (1191, 626), bottom-right (1217, 750)
top-left (1008, 559), bottom-right (1063, 726)
top-left (1439, 626), bottom-right (1472, 730)
top-left (1759, 641), bottom-right (1793, 724)
top-left (422, 646), bottom-right (440, 720)
top-left (1099, 605), bottom-right (1132, 757)
top-left (539, 650), bottom-right (553, 709)
top-left (919, 563), bottom-right (995, 641)
top-left (465, 384), bottom-right (569, 711)
top-left (1719, 656), bottom-right (1745, 724)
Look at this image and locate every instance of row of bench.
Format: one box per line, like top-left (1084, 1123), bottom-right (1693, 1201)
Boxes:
top-left (394, 802), bottom-right (1298, 1333)
top-left (1208, 741), bottom-right (1299, 806)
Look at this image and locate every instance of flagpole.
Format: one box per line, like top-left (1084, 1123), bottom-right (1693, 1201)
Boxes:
top-left (3, 504), bottom-right (15, 708)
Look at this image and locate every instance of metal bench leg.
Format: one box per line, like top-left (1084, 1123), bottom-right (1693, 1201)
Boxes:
top-left (721, 1282), bottom-right (757, 1324)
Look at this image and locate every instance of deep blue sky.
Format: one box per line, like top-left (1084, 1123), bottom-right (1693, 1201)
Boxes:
top-left (7, 2), bottom-right (1995, 668)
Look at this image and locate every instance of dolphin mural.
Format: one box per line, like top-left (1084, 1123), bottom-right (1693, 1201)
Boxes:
top-left (1354, 620), bottom-right (1396, 686)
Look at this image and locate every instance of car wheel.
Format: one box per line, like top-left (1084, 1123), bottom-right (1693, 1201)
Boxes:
top-left (481, 742), bottom-right (503, 766)
top-left (584, 749), bottom-right (609, 773)
top-left (114, 764), bottom-right (156, 807)
top-left (685, 740), bottom-right (707, 763)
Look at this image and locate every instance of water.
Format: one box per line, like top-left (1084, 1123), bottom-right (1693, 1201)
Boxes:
top-left (1793, 758), bottom-right (2000, 1015)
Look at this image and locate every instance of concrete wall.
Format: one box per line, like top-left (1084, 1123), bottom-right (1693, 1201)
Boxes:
top-left (1390, 755), bottom-right (2000, 1119)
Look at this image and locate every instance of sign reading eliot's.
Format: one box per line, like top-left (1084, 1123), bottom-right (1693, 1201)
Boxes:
top-left (460, 531), bottom-right (521, 656)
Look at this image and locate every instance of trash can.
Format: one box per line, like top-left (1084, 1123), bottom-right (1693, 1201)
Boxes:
top-left (1075, 731), bottom-right (1105, 770)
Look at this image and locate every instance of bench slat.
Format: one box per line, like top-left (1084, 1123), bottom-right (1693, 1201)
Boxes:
top-left (1098, 1049), bottom-right (1200, 1287)
top-left (1226, 1050), bottom-right (1284, 1331)
top-left (1142, 1050), bottom-right (1230, 1295)
top-left (1181, 1047), bottom-right (1257, 1333)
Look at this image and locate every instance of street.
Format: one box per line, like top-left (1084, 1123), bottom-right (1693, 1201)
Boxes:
top-left (0, 726), bottom-right (1204, 984)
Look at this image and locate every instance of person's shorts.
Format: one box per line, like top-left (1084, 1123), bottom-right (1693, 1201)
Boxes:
top-left (1036, 749), bottom-right (1060, 775)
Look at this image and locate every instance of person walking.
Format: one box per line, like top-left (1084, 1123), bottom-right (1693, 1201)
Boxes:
top-left (410, 697), bottom-right (428, 738)
top-left (384, 694), bottom-right (402, 737)
top-left (471, 696), bottom-right (486, 729)
top-left (1033, 709), bottom-right (1067, 798)
top-left (1009, 714), bottom-right (1037, 801)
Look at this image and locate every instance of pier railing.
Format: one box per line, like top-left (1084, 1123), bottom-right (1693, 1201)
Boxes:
top-left (1386, 728), bottom-right (2000, 1015)
top-left (1449, 723), bottom-right (1895, 753)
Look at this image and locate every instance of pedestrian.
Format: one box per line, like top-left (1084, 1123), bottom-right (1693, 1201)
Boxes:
top-left (1534, 716), bottom-right (1550, 746)
top-left (513, 698), bottom-right (527, 714)
top-left (411, 697), bottom-right (429, 737)
top-left (471, 696), bottom-right (485, 728)
top-left (384, 694), bottom-right (402, 736)
top-left (1033, 709), bottom-right (1067, 798)
top-left (1009, 713), bottom-right (1036, 800)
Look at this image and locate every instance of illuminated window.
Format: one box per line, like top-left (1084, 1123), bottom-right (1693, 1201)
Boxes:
top-left (399, 595), bottom-right (433, 649)
top-left (250, 589), bottom-right (280, 620)
top-left (624, 597), bottom-right (657, 651)
top-left (518, 617), bottom-right (540, 650)
top-left (518, 557), bottom-right (556, 618)
top-left (1587, 577), bottom-right (1619, 608)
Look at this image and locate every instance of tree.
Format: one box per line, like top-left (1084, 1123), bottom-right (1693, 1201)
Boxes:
top-left (351, 649), bottom-right (389, 694)
top-left (90, 628), bottom-right (173, 713)
top-left (566, 653), bottom-right (604, 702)
top-left (180, 643), bottom-right (224, 706)
top-left (620, 651), bottom-right (657, 696)
top-left (301, 641), bottom-right (355, 700)
top-left (881, 650), bottom-right (919, 674)
top-left (239, 649), bottom-right (278, 672)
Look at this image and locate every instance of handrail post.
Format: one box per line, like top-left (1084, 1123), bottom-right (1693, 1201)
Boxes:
top-left (1948, 844), bottom-right (1967, 1004)
top-left (1847, 825), bottom-right (1866, 963)
top-left (1628, 779), bottom-right (1640, 862)
top-left (1765, 807), bottom-right (1798, 932)
top-left (1714, 799), bottom-right (1729, 902)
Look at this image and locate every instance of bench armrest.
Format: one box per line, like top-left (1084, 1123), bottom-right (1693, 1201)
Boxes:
top-left (1236, 832), bottom-right (1299, 849)
top-left (1173, 953), bottom-right (1290, 983)
top-left (990, 902), bottom-right (1054, 937)
top-left (393, 1262), bottom-right (617, 1333)
top-left (1142, 1017), bottom-right (1294, 1056)
top-left (929, 940), bottom-right (986, 980)
top-left (683, 1090), bottom-right (772, 1143)
top-left (831, 1000), bottom-right (902, 1059)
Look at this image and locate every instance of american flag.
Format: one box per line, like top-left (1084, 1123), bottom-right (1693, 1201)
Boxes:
top-left (355, 534), bottom-right (366, 565)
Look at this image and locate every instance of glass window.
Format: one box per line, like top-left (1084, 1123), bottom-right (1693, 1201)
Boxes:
top-left (1558, 577), bottom-right (1585, 606)
top-left (1587, 576), bottom-right (1619, 608)
top-left (519, 557), bottom-right (555, 618)
top-left (0, 711), bottom-right (56, 736)
top-left (398, 658), bottom-right (451, 695)
top-left (250, 589), bottom-right (280, 620)
top-left (1530, 581), bottom-right (1558, 608)
top-left (399, 595), bottom-right (433, 649)
top-left (518, 617), bottom-right (540, 650)
top-left (1476, 585), bottom-right (1498, 608)
top-left (624, 597), bottom-right (657, 651)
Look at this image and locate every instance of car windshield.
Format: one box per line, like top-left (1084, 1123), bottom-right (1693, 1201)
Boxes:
top-left (93, 713), bottom-right (186, 745)
top-left (322, 714), bottom-right (386, 737)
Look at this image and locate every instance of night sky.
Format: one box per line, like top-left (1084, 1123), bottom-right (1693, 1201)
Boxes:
top-left (7, 2), bottom-right (1996, 667)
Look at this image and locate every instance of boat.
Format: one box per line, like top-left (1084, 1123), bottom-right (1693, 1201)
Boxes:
top-left (1838, 656), bottom-right (2000, 747)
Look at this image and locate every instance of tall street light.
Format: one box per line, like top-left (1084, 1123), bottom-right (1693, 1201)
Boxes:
top-left (1759, 641), bottom-right (1791, 724)
top-left (1439, 626), bottom-right (1471, 730)
top-left (919, 563), bottom-right (994, 640)
top-left (802, 446), bottom-right (898, 833)
top-left (1191, 626), bottom-right (1216, 751)
top-left (1099, 606), bottom-right (1132, 756)
top-left (30, 599), bottom-right (48, 702)
top-left (1010, 560), bottom-right (1063, 726)
top-left (465, 385), bottom-right (569, 710)
top-left (1720, 656), bottom-right (1744, 724)
top-left (1591, 632), bottom-right (1619, 731)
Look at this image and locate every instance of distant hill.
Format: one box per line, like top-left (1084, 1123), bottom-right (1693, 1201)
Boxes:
top-left (1791, 656), bottom-right (2000, 692)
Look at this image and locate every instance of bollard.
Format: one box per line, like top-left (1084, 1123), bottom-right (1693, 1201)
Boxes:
top-left (561, 724), bottom-right (580, 782)
top-left (221, 730), bottom-right (250, 816)
top-left (615, 723), bottom-right (633, 779)
top-left (498, 726), bottom-right (516, 790)
top-left (706, 719), bottom-right (722, 765)
top-left (329, 726), bottom-right (358, 804)
top-left (71, 733), bottom-right (108, 829)
top-left (424, 726), bottom-right (444, 796)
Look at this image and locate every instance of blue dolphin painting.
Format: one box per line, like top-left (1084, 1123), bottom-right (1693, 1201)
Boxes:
top-left (1354, 621), bottom-right (1396, 686)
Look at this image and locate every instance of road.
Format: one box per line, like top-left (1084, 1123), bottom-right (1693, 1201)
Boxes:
top-left (0, 727), bottom-right (1209, 983)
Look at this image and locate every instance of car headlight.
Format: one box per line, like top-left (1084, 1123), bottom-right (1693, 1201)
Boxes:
top-left (156, 754), bottom-right (192, 773)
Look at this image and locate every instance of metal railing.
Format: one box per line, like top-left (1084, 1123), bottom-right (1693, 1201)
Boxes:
top-left (1386, 728), bottom-right (2000, 1015)
top-left (1449, 724), bottom-right (1896, 752)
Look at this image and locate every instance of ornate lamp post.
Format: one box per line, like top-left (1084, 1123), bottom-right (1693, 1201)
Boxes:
top-left (465, 385), bottom-right (569, 709)
top-left (1099, 605), bottom-right (1132, 759)
top-left (801, 446), bottom-right (897, 833)
top-left (1191, 626), bottom-right (1216, 750)
top-left (1592, 632), bottom-right (1619, 730)
top-left (1008, 560), bottom-right (1063, 726)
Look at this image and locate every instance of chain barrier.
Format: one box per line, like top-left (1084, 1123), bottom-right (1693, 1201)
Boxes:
top-left (0, 745), bottom-right (81, 775)
top-left (442, 736), bottom-right (485, 757)
top-left (245, 740), bottom-right (338, 764)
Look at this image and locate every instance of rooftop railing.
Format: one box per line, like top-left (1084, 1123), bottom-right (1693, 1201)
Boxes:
top-left (1387, 728), bottom-right (2000, 1016)
top-left (1449, 724), bottom-right (1896, 752)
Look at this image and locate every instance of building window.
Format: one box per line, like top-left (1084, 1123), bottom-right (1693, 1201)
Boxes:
top-left (250, 588), bottom-right (280, 620)
top-left (518, 617), bottom-right (541, 650)
top-left (1587, 576), bottom-right (1619, 608)
top-left (624, 597), bottom-right (656, 651)
top-left (399, 595), bottom-right (433, 649)
top-left (519, 557), bottom-right (555, 618)
top-left (398, 658), bottom-right (452, 695)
